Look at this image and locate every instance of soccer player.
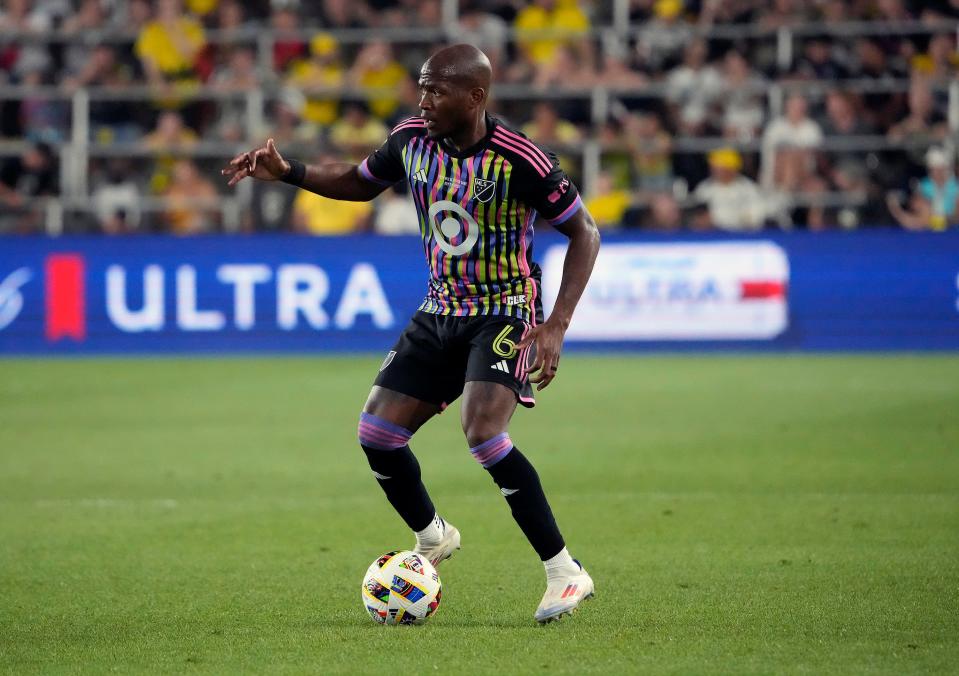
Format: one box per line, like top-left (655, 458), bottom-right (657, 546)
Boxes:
top-left (222, 44), bottom-right (601, 624)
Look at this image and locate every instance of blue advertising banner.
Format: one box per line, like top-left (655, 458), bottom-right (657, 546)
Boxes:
top-left (0, 231), bottom-right (957, 354)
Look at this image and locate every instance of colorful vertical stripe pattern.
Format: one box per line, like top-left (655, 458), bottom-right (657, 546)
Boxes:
top-left (357, 412), bottom-right (412, 450)
top-left (399, 134), bottom-right (539, 322)
top-left (469, 432), bottom-right (513, 468)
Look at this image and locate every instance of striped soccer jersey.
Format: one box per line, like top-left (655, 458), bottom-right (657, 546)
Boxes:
top-left (358, 113), bottom-right (583, 322)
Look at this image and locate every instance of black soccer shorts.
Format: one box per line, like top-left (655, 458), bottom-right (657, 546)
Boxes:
top-left (373, 310), bottom-right (541, 409)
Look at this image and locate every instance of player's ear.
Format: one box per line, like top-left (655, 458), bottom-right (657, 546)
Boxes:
top-left (469, 87), bottom-right (486, 107)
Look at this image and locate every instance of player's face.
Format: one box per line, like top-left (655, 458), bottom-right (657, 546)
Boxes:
top-left (418, 75), bottom-right (468, 139)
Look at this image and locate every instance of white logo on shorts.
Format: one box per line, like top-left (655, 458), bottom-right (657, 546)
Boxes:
top-left (380, 350), bottom-right (396, 371)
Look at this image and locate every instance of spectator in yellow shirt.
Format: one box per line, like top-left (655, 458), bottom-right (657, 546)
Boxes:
top-left (348, 41), bottom-right (413, 120)
top-left (514, 0), bottom-right (590, 67)
top-left (286, 32), bottom-right (344, 128)
top-left (585, 171), bottom-right (631, 229)
top-left (292, 167), bottom-right (373, 234)
top-left (135, 0), bottom-right (206, 89)
top-left (162, 159), bottom-right (220, 235)
top-left (329, 103), bottom-right (389, 160)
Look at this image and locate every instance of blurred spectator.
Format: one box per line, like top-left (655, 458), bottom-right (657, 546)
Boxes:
top-left (0, 0), bottom-right (53, 84)
top-left (758, 0), bottom-right (810, 29)
top-left (876, 0), bottom-right (914, 22)
top-left (330, 104), bottom-right (389, 159)
top-left (624, 112), bottom-right (672, 194)
top-left (142, 111), bottom-right (199, 151)
top-left (114, 0), bottom-right (153, 32)
top-left (373, 184), bottom-right (420, 235)
top-left (636, 0), bottom-right (692, 72)
top-left (271, 4), bottom-right (307, 73)
top-left (210, 46), bottom-right (260, 142)
top-left (522, 103), bottom-right (582, 146)
top-left (912, 33), bottom-right (959, 82)
top-left (645, 192), bottom-right (682, 231)
top-left (0, 141), bottom-right (58, 234)
top-left (456, 2), bottom-right (509, 74)
top-left (886, 79), bottom-right (949, 173)
top-left (162, 159), bottom-right (219, 235)
top-left (293, 182), bottom-right (373, 234)
top-left (761, 92), bottom-right (823, 192)
top-left (18, 66), bottom-right (67, 144)
top-left (850, 38), bottom-right (907, 130)
top-left (244, 179), bottom-right (296, 234)
top-left (256, 93), bottom-right (320, 146)
top-left (92, 159), bottom-right (143, 234)
top-left (585, 171), bottom-right (632, 229)
top-left (793, 36), bottom-right (848, 81)
top-left (597, 46), bottom-right (647, 89)
top-left (63, 45), bottom-right (143, 144)
top-left (60, 0), bottom-right (110, 83)
top-left (213, 0), bottom-right (252, 38)
top-left (692, 148), bottom-right (765, 231)
top-left (666, 38), bottom-right (722, 136)
top-left (210, 46), bottom-right (260, 92)
top-left (819, 91), bottom-right (874, 195)
top-left (886, 148), bottom-right (958, 231)
top-left (143, 111), bottom-right (200, 194)
top-left (718, 49), bottom-right (766, 141)
top-left (287, 33), bottom-right (345, 128)
top-left (815, 0), bottom-right (851, 22)
top-left (532, 45), bottom-right (596, 90)
top-left (186, 0), bottom-right (219, 21)
top-left (314, 0), bottom-right (370, 29)
top-left (348, 41), bottom-right (412, 121)
top-left (697, 0), bottom-right (758, 26)
top-left (514, 0), bottom-right (591, 68)
top-left (135, 0), bottom-right (207, 90)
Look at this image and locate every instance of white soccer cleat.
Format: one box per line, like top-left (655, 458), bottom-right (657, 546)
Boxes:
top-left (534, 561), bottom-right (594, 624)
top-left (413, 519), bottom-right (461, 567)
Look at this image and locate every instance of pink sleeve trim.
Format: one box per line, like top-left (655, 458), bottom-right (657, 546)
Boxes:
top-left (358, 158), bottom-right (395, 186)
top-left (546, 195), bottom-right (583, 225)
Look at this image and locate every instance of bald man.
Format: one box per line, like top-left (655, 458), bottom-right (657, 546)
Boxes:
top-left (223, 44), bottom-right (600, 624)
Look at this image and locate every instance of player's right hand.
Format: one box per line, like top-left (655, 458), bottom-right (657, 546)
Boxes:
top-left (221, 138), bottom-right (290, 187)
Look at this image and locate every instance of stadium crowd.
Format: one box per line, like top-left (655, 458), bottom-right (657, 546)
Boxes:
top-left (0, 0), bottom-right (957, 235)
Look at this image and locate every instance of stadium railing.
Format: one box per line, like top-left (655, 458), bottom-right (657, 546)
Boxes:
top-left (1, 18), bottom-right (957, 234)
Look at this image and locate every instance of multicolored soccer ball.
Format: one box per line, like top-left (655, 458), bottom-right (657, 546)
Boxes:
top-left (361, 550), bottom-right (442, 625)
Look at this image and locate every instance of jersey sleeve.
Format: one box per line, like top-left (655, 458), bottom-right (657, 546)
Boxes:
top-left (358, 133), bottom-right (405, 187)
top-left (520, 150), bottom-right (583, 226)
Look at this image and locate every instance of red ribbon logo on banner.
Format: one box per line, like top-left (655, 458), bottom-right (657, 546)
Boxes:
top-left (45, 254), bottom-right (86, 342)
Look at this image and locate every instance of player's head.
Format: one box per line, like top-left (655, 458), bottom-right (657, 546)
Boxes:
top-left (418, 44), bottom-right (492, 140)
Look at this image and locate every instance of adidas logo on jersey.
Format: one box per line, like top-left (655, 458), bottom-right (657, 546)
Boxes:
top-left (412, 167), bottom-right (429, 183)
top-left (490, 360), bottom-right (509, 372)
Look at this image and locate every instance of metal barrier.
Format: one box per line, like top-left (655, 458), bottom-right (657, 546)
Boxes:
top-left (1, 17), bottom-right (957, 234)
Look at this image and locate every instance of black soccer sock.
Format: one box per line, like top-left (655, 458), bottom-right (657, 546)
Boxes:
top-left (481, 442), bottom-right (566, 561)
top-left (361, 443), bottom-right (436, 532)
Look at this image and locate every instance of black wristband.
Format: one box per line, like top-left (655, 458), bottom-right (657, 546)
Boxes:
top-left (281, 159), bottom-right (306, 186)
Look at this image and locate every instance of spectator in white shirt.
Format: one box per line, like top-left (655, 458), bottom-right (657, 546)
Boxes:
top-left (666, 38), bottom-right (722, 135)
top-left (761, 92), bottom-right (823, 191)
top-left (693, 148), bottom-right (765, 232)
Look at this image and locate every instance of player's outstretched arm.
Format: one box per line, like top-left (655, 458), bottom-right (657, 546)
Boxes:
top-left (221, 138), bottom-right (386, 202)
top-left (517, 208), bottom-right (601, 390)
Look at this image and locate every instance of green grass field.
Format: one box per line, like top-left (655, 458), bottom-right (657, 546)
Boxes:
top-left (1, 355), bottom-right (958, 675)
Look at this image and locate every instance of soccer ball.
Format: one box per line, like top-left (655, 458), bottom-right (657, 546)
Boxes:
top-left (361, 550), bottom-right (442, 625)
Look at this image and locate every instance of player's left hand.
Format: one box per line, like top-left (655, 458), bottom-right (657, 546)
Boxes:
top-left (516, 319), bottom-right (565, 390)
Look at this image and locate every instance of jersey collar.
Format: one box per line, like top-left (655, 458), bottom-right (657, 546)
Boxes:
top-left (439, 113), bottom-right (496, 159)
